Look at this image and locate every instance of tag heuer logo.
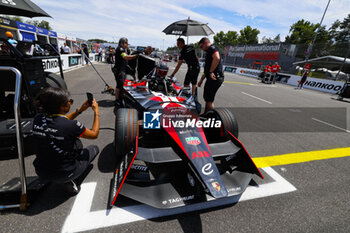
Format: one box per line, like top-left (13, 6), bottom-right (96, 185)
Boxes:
top-left (211, 182), bottom-right (221, 191)
top-left (185, 137), bottom-right (200, 145)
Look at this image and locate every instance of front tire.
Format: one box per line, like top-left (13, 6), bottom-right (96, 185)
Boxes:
top-left (204, 108), bottom-right (239, 142)
top-left (45, 72), bottom-right (67, 90)
top-left (114, 108), bottom-right (138, 158)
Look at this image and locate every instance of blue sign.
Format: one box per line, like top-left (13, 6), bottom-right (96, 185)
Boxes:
top-left (48, 30), bottom-right (57, 37)
top-left (143, 110), bottom-right (161, 129)
top-left (36, 27), bottom-right (48, 35)
top-left (68, 56), bottom-right (82, 67)
top-left (20, 31), bottom-right (35, 42)
top-left (16, 22), bottom-right (36, 32)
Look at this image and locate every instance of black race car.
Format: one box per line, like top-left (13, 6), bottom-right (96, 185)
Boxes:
top-left (109, 55), bottom-right (263, 209)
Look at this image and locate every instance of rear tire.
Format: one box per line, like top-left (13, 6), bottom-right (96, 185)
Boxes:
top-left (45, 72), bottom-right (67, 90)
top-left (114, 108), bottom-right (138, 158)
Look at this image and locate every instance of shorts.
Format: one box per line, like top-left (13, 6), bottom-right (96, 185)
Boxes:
top-left (300, 77), bottom-right (307, 84)
top-left (203, 75), bottom-right (224, 102)
top-left (72, 145), bottom-right (99, 181)
top-left (184, 66), bottom-right (200, 85)
top-left (114, 71), bottom-right (126, 89)
top-left (35, 145), bottom-right (99, 183)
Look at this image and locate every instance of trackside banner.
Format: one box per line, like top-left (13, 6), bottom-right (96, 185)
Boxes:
top-left (224, 66), bottom-right (344, 94)
top-left (285, 76), bottom-right (343, 94)
top-left (43, 53), bottom-right (99, 73)
top-left (235, 67), bottom-right (261, 78)
top-left (223, 66), bottom-right (261, 78)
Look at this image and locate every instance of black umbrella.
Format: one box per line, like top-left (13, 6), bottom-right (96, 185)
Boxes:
top-left (0, 0), bottom-right (51, 18)
top-left (162, 17), bottom-right (214, 39)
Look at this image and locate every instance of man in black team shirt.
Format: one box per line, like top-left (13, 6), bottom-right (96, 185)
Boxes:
top-left (113, 37), bottom-right (137, 105)
top-left (197, 37), bottom-right (224, 114)
top-left (169, 38), bottom-right (200, 97)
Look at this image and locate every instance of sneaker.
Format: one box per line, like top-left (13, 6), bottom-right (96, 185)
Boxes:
top-left (62, 181), bottom-right (81, 195)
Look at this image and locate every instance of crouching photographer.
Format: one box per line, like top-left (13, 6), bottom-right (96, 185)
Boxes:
top-left (32, 87), bottom-right (100, 194)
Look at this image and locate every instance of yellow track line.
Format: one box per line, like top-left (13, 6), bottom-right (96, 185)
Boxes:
top-left (253, 147), bottom-right (350, 168)
top-left (224, 81), bottom-right (255, 85)
top-left (0, 24), bottom-right (18, 30)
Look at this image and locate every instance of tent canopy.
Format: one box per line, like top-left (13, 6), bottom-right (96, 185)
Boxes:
top-left (293, 56), bottom-right (350, 73)
top-left (0, 0), bottom-right (51, 18)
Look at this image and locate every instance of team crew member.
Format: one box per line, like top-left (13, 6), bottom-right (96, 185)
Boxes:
top-left (33, 87), bottom-right (100, 194)
top-left (297, 69), bottom-right (310, 89)
top-left (197, 37), bottom-right (224, 114)
top-left (113, 37), bottom-right (137, 105)
top-left (82, 44), bottom-right (89, 65)
top-left (271, 62), bottom-right (280, 84)
top-left (6, 31), bottom-right (17, 46)
top-left (263, 63), bottom-right (272, 83)
top-left (169, 38), bottom-right (200, 97)
top-left (128, 45), bottom-right (153, 80)
top-left (137, 46), bottom-right (154, 80)
top-left (144, 46), bottom-right (153, 56)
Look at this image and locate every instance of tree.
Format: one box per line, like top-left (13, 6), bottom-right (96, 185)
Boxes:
top-left (285, 20), bottom-right (318, 44)
top-left (1, 15), bottom-right (23, 22)
top-left (285, 19), bottom-right (332, 58)
top-left (328, 14), bottom-right (350, 57)
top-left (166, 45), bottom-right (177, 51)
top-left (329, 14), bottom-right (350, 44)
top-left (238, 26), bottom-right (260, 45)
top-left (25, 19), bottom-right (52, 30)
top-left (37, 20), bottom-right (52, 30)
top-left (213, 30), bottom-right (238, 48)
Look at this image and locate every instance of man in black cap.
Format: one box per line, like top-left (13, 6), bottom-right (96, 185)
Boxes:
top-left (169, 38), bottom-right (200, 97)
top-left (113, 37), bottom-right (137, 105)
top-left (197, 37), bottom-right (224, 114)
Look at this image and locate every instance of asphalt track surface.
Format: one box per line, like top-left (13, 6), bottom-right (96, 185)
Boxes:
top-left (0, 61), bottom-right (349, 233)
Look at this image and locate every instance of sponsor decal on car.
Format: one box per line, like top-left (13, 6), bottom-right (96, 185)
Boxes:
top-left (130, 164), bottom-right (148, 172)
top-left (187, 173), bottom-right (195, 187)
top-left (225, 154), bottom-right (235, 162)
top-left (118, 161), bottom-right (124, 178)
top-left (201, 163), bottom-right (213, 175)
top-left (192, 151), bottom-right (210, 159)
top-left (179, 130), bottom-right (192, 134)
top-left (227, 187), bottom-right (242, 193)
top-left (185, 137), bottom-right (201, 145)
top-left (211, 182), bottom-right (221, 191)
top-left (162, 195), bottom-right (195, 205)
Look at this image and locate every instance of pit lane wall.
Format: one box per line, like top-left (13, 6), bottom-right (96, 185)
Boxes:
top-left (223, 66), bottom-right (343, 94)
top-left (43, 53), bottom-right (100, 73)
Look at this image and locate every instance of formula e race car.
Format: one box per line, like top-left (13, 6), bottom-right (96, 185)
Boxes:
top-left (109, 55), bottom-right (263, 209)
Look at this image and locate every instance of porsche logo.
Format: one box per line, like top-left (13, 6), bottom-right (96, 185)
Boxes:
top-left (211, 182), bottom-right (221, 191)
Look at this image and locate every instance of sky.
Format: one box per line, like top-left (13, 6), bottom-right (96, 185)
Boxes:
top-left (27, 0), bottom-right (350, 49)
